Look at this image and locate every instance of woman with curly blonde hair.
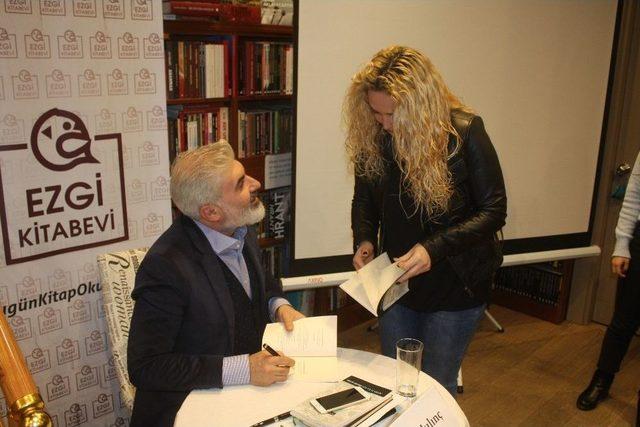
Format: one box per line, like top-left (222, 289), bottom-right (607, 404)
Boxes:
top-left (346, 46), bottom-right (507, 396)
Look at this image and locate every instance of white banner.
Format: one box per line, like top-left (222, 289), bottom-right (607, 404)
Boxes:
top-left (0, 1), bottom-right (171, 426)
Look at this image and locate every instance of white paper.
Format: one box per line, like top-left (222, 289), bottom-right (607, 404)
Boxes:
top-left (262, 316), bottom-right (338, 382)
top-left (389, 385), bottom-right (469, 427)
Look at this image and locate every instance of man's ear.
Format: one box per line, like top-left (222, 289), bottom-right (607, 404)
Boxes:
top-left (199, 203), bottom-right (222, 223)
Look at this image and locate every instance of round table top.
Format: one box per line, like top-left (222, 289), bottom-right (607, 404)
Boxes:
top-left (174, 347), bottom-right (448, 427)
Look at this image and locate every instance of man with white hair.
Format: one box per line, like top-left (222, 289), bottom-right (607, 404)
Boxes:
top-left (127, 141), bottom-right (304, 426)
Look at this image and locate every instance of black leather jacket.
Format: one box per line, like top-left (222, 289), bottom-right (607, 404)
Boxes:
top-left (351, 110), bottom-right (507, 297)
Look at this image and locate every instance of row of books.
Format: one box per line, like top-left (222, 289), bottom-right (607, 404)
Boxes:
top-left (165, 40), bottom-right (230, 99)
top-left (163, 1), bottom-right (293, 26)
top-left (239, 41), bottom-right (294, 96)
top-left (238, 106), bottom-right (292, 158)
top-left (494, 263), bottom-right (564, 306)
top-left (167, 105), bottom-right (229, 159)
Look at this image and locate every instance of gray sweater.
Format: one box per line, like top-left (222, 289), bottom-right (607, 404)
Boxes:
top-left (613, 152), bottom-right (640, 259)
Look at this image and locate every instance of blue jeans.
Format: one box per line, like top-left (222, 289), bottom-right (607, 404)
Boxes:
top-left (379, 303), bottom-right (485, 396)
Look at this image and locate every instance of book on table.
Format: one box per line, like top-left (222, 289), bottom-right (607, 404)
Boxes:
top-left (290, 376), bottom-right (395, 427)
top-left (339, 253), bottom-right (408, 317)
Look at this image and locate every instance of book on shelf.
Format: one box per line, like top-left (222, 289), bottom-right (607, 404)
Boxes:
top-left (238, 40), bottom-right (293, 96)
top-left (167, 105), bottom-right (230, 157)
top-left (163, 1), bottom-right (262, 24)
top-left (267, 186), bottom-right (289, 239)
top-left (290, 376), bottom-right (395, 427)
top-left (237, 106), bottom-right (292, 158)
top-left (339, 253), bottom-right (409, 317)
top-left (165, 39), bottom-right (230, 100)
top-left (261, 0), bottom-right (293, 26)
top-left (257, 187), bottom-right (290, 239)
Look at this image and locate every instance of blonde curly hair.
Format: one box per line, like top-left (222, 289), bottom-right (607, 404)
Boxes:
top-left (344, 46), bottom-right (470, 217)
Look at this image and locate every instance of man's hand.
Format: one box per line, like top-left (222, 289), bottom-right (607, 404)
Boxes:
top-left (249, 350), bottom-right (295, 386)
top-left (353, 241), bottom-right (375, 270)
top-left (611, 256), bottom-right (630, 278)
top-left (395, 243), bottom-right (432, 283)
top-left (276, 304), bottom-right (305, 332)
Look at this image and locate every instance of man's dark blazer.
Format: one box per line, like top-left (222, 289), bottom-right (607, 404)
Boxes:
top-left (127, 214), bottom-right (284, 426)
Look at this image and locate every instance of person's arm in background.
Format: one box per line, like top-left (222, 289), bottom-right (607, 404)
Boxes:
top-left (612, 153), bottom-right (640, 277)
top-left (351, 174), bottom-right (380, 269)
top-left (396, 117), bottom-right (507, 281)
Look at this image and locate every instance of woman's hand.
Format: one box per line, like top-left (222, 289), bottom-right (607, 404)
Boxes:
top-left (611, 256), bottom-right (630, 278)
top-left (353, 241), bottom-right (375, 270)
top-left (395, 244), bottom-right (432, 282)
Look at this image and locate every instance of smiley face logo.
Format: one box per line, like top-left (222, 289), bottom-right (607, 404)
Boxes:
top-left (51, 69), bottom-right (65, 82)
top-left (138, 68), bottom-right (150, 80)
top-left (148, 33), bottom-right (160, 44)
top-left (63, 30), bottom-right (76, 43)
top-left (126, 107), bottom-right (137, 118)
top-left (3, 114), bottom-right (17, 126)
top-left (84, 69), bottom-right (96, 80)
top-left (95, 31), bottom-right (106, 43)
top-left (111, 68), bottom-right (123, 80)
top-left (18, 70), bottom-right (32, 82)
top-left (30, 108), bottom-right (98, 172)
top-left (30, 29), bottom-right (44, 42)
top-left (122, 32), bottom-right (134, 44)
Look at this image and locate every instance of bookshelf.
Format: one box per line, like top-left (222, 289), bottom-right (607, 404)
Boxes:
top-left (492, 260), bottom-right (575, 324)
top-left (163, 17), bottom-right (294, 287)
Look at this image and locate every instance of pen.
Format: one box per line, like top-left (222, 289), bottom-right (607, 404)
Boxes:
top-left (262, 343), bottom-right (280, 357)
top-left (249, 411), bottom-right (292, 427)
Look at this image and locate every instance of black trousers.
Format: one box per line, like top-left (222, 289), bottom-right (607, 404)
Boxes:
top-left (597, 225), bottom-right (640, 375)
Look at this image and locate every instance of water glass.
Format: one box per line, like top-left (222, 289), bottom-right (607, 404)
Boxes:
top-left (396, 338), bottom-right (423, 397)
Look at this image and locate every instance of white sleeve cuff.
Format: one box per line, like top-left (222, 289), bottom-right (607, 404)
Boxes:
top-left (269, 297), bottom-right (291, 322)
top-left (222, 354), bottom-right (250, 386)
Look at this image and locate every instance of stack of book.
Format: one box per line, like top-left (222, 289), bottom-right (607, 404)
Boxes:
top-left (290, 376), bottom-right (395, 427)
top-left (163, 1), bottom-right (262, 24)
top-left (237, 106), bottom-right (293, 157)
top-left (238, 41), bottom-right (294, 96)
top-left (167, 105), bottom-right (229, 157)
top-left (494, 263), bottom-right (564, 306)
top-left (165, 39), bottom-right (230, 99)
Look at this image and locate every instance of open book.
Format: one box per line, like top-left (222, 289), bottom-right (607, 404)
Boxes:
top-left (339, 253), bottom-right (408, 316)
top-left (262, 315), bottom-right (338, 382)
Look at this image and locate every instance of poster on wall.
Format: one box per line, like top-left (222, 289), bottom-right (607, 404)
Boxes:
top-left (0, 1), bottom-right (171, 425)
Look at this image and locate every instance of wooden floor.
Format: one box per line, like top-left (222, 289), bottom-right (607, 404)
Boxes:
top-left (337, 305), bottom-right (639, 426)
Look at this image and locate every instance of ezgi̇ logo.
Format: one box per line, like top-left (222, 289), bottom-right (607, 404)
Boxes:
top-left (0, 108), bottom-right (128, 264)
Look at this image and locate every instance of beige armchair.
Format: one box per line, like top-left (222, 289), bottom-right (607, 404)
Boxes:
top-left (97, 248), bottom-right (148, 411)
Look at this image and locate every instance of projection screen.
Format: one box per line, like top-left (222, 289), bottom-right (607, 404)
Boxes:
top-left (292, 0), bottom-right (618, 275)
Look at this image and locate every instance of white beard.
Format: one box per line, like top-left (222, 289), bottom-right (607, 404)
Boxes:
top-left (220, 199), bottom-right (265, 231)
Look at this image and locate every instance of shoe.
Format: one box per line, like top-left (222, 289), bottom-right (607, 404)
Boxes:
top-left (576, 370), bottom-right (613, 411)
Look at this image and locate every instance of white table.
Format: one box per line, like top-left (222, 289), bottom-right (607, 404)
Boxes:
top-left (174, 348), bottom-right (465, 427)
